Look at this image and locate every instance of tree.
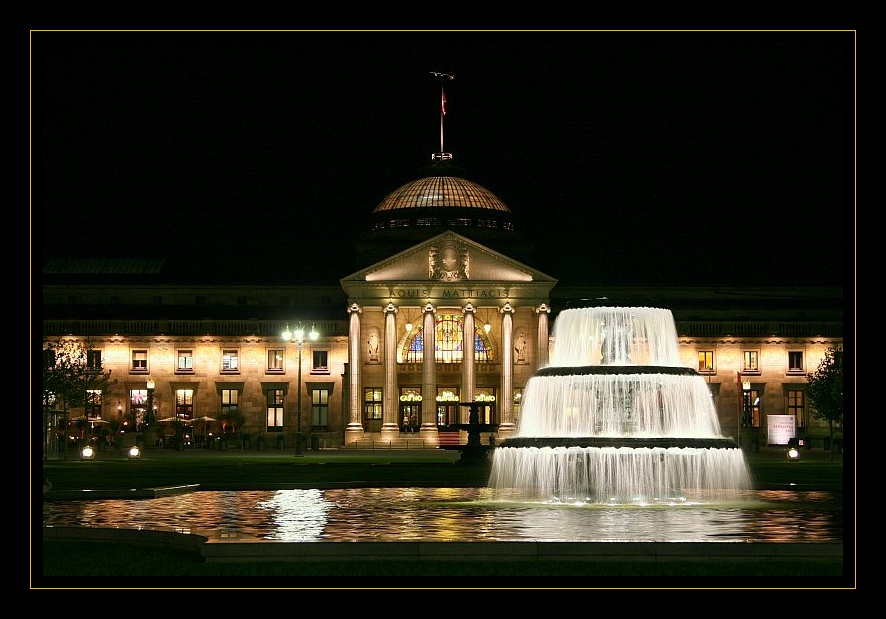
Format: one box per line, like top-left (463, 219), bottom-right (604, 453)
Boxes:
top-left (806, 345), bottom-right (844, 461)
top-left (42, 338), bottom-right (117, 459)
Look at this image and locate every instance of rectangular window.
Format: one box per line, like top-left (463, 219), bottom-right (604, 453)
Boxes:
top-left (787, 350), bottom-right (805, 374)
top-left (267, 389), bottom-right (284, 430)
top-left (788, 390), bottom-right (806, 428)
top-left (175, 389), bottom-right (194, 420)
top-left (85, 389), bottom-right (102, 419)
top-left (741, 387), bottom-right (761, 428)
top-left (86, 349), bottom-right (103, 372)
top-left (742, 350), bottom-right (760, 373)
top-left (697, 350), bottom-right (715, 373)
top-left (177, 349), bottom-right (194, 372)
top-left (267, 349), bottom-right (284, 373)
top-left (131, 349), bottom-right (148, 373)
top-left (364, 388), bottom-right (382, 421)
top-left (221, 348), bottom-right (240, 373)
top-left (130, 389), bottom-right (147, 429)
top-left (312, 388), bottom-right (330, 429)
top-left (221, 388), bottom-right (239, 417)
top-left (312, 350), bottom-right (329, 373)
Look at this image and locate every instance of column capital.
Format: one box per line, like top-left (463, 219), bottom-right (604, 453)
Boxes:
top-left (348, 302), bottom-right (362, 315)
top-left (423, 302), bottom-right (436, 315)
top-left (462, 302), bottom-right (476, 314)
top-left (500, 301), bottom-right (515, 315)
top-left (384, 302), bottom-right (398, 315)
top-left (535, 303), bottom-right (551, 315)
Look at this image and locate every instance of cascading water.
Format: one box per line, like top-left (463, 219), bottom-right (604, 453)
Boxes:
top-left (488, 300), bottom-right (754, 505)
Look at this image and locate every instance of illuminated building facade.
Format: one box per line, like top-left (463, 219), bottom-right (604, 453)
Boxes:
top-left (41, 161), bottom-right (843, 456)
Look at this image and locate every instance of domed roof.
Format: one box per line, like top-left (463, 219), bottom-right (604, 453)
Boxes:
top-left (357, 159), bottom-right (530, 270)
top-left (373, 174), bottom-right (511, 214)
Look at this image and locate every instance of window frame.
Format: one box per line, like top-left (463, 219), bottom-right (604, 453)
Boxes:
top-left (742, 349), bottom-right (761, 374)
top-left (787, 389), bottom-right (806, 428)
top-left (267, 348), bottom-right (285, 374)
top-left (363, 387), bottom-right (382, 421)
top-left (787, 350), bottom-right (805, 375)
top-left (311, 388), bottom-right (330, 430)
top-left (221, 348), bottom-right (240, 374)
top-left (311, 349), bottom-right (329, 374)
top-left (266, 388), bottom-right (284, 431)
top-left (697, 350), bottom-right (715, 374)
top-left (176, 349), bottom-right (194, 374)
top-left (131, 349), bottom-right (149, 374)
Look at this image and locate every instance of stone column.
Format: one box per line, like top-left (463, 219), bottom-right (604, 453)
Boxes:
top-left (536, 303), bottom-right (551, 369)
top-left (380, 303), bottom-right (400, 441)
top-left (461, 302), bottom-right (476, 423)
top-left (498, 302), bottom-right (516, 436)
top-left (345, 302), bottom-right (365, 443)
top-left (419, 302), bottom-right (438, 441)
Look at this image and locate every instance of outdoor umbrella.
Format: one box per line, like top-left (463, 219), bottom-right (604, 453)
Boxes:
top-left (195, 416), bottom-right (216, 447)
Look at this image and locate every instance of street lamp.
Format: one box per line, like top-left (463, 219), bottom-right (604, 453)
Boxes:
top-left (145, 379), bottom-right (155, 427)
top-left (282, 323), bottom-right (319, 456)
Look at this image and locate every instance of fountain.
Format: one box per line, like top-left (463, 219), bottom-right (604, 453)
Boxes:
top-left (488, 299), bottom-right (754, 505)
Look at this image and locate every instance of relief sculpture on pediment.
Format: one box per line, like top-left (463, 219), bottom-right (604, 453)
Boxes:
top-left (429, 239), bottom-right (469, 281)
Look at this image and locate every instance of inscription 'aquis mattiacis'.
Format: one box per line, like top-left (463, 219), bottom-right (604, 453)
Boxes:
top-left (388, 288), bottom-right (510, 300)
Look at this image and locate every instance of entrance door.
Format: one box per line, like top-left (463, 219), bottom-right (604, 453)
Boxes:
top-left (400, 403), bottom-right (420, 433)
top-left (437, 403), bottom-right (458, 427)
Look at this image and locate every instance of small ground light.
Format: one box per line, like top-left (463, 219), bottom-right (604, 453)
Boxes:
top-left (80, 445), bottom-right (95, 460)
top-left (128, 445), bottom-right (141, 459)
top-left (787, 447), bottom-right (800, 460)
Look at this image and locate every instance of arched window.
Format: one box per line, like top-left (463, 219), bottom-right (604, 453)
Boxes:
top-left (398, 313), bottom-right (495, 363)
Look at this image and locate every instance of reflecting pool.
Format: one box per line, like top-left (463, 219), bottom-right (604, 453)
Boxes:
top-left (42, 487), bottom-right (842, 543)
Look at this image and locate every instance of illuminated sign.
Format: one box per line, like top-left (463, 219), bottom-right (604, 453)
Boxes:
top-left (767, 415), bottom-right (796, 446)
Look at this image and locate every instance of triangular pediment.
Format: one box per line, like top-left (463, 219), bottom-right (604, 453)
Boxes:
top-left (340, 232), bottom-right (556, 308)
top-left (342, 232), bottom-right (556, 285)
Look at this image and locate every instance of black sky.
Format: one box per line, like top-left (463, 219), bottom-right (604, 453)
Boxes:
top-left (33, 30), bottom-right (853, 287)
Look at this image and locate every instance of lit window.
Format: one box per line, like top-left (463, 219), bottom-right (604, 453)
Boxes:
top-left (267, 349), bottom-right (284, 372)
top-left (364, 388), bottom-right (382, 421)
top-left (266, 389), bottom-right (284, 430)
top-left (697, 350), bottom-right (714, 373)
top-left (177, 349), bottom-right (193, 372)
top-left (742, 350), bottom-right (760, 373)
top-left (131, 349), bottom-right (148, 372)
top-left (222, 349), bottom-right (239, 372)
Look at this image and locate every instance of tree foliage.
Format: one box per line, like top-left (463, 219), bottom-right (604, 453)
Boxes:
top-left (42, 338), bottom-right (117, 413)
top-left (806, 345), bottom-right (844, 458)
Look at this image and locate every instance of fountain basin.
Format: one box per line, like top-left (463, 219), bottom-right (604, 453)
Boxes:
top-left (499, 437), bottom-right (739, 449)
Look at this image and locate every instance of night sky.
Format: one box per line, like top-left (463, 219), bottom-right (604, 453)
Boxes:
top-left (33, 31), bottom-right (853, 287)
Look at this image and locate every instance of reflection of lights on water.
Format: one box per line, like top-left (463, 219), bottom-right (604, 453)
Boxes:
top-left (256, 489), bottom-right (331, 541)
top-left (42, 487), bottom-right (842, 543)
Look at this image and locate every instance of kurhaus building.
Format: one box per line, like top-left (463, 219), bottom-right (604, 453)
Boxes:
top-left (41, 157), bottom-right (843, 458)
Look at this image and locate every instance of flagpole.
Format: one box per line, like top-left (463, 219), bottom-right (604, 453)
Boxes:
top-left (430, 71), bottom-right (454, 159)
top-left (440, 85), bottom-right (445, 153)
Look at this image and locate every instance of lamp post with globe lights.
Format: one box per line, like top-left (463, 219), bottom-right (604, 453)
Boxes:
top-left (282, 323), bottom-right (319, 455)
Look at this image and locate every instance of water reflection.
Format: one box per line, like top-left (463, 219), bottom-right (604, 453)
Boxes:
top-left (43, 487), bottom-right (842, 543)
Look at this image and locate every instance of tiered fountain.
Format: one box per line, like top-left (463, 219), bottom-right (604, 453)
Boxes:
top-left (489, 299), bottom-right (754, 505)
